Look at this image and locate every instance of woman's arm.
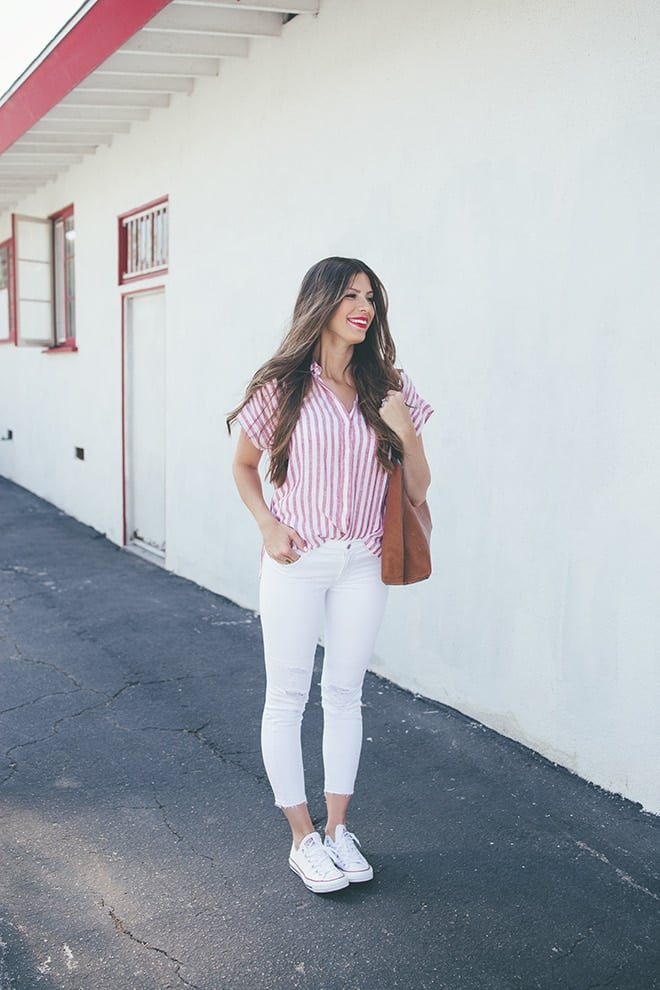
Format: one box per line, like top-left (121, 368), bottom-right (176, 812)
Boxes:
top-left (232, 428), bottom-right (306, 562)
top-left (378, 391), bottom-right (431, 506)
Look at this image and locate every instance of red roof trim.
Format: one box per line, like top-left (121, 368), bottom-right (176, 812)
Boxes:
top-left (0, 0), bottom-right (172, 156)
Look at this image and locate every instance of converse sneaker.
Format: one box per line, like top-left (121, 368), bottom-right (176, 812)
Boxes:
top-left (289, 832), bottom-right (349, 894)
top-left (324, 824), bottom-right (373, 882)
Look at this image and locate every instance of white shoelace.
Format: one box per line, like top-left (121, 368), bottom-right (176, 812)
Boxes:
top-left (300, 837), bottom-right (338, 878)
top-left (331, 829), bottom-right (366, 867)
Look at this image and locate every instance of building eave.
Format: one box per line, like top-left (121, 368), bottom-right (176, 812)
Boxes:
top-left (0, 0), bottom-right (174, 156)
top-left (0, 0), bottom-right (320, 216)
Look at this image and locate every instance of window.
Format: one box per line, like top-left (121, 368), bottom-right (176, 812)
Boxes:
top-left (0, 239), bottom-right (15, 344)
top-left (10, 206), bottom-right (77, 350)
top-left (118, 197), bottom-right (168, 284)
top-left (52, 206), bottom-right (76, 346)
top-left (12, 213), bottom-right (53, 347)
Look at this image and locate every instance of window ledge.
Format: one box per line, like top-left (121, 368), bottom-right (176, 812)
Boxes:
top-left (120, 267), bottom-right (168, 286)
top-left (42, 342), bottom-right (78, 354)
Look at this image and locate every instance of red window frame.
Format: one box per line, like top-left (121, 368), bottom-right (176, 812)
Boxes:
top-left (118, 196), bottom-right (169, 285)
top-left (47, 204), bottom-right (77, 352)
top-left (48, 203), bottom-right (78, 353)
top-left (0, 238), bottom-right (16, 345)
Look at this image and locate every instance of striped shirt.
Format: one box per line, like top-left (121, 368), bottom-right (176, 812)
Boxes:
top-left (237, 361), bottom-right (433, 557)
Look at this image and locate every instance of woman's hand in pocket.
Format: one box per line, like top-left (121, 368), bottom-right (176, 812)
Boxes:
top-left (261, 517), bottom-right (306, 565)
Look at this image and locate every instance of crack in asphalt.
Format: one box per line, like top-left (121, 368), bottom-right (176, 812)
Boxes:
top-left (152, 791), bottom-right (217, 865)
top-left (126, 674), bottom-right (219, 688)
top-left (0, 676), bottom-right (141, 788)
top-left (0, 687), bottom-right (81, 717)
top-left (102, 900), bottom-right (201, 989)
top-left (189, 724), bottom-right (265, 785)
top-left (11, 643), bottom-right (88, 691)
top-left (107, 719), bottom-right (266, 787)
top-left (552, 929), bottom-right (592, 959)
top-left (152, 792), bottom-right (186, 844)
top-left (0, 642), bottom-right (258, 796)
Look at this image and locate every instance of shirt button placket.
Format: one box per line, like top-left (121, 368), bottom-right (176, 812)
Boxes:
top-left (341, 416), bottom-right (352, 532)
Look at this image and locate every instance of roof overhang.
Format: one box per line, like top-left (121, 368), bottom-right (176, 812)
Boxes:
top-left (0, 0), bottom-right (320, 216)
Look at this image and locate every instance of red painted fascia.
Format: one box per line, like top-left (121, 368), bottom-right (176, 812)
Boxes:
top-left (0, 0), bottom-right (172, 156)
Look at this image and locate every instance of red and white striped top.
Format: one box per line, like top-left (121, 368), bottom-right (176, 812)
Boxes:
top-left (237, 361), bottom-right (433, 557)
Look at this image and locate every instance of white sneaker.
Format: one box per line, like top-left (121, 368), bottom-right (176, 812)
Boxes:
top-left (324, 824), bottom-right (373, 883)
top-left (289, 832), bottom-right (349, 894)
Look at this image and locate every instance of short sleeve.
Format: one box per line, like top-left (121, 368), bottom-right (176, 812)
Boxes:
top-left (400, 370), bottom-right (433, 435)
top-left (236, 380), bottom-right (279, 451)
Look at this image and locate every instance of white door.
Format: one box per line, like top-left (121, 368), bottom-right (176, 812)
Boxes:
top-left (124, 289), bottom-right (166, 557)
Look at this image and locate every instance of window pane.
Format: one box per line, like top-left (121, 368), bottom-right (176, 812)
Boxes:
top-left (65, 217), bottom-right (75, 260)
top-left (53, 213), bottom-right (75, 344)
top-left (53, 219), bottom-right (66, 344)
top-left (0, 246), bottom-right (8, 291)
top-left (0, 290), bottom-right (9, 338)
top-left (67, 295), bottom-right (76, 340)
top-left (65, 217), bottom-right (75, 341)
top-left (0, 245), bottom-right (9, 338)
top-left (162, 210), bottom-right (168, 266)
top-left (13, 216), bottom-right (53, 346)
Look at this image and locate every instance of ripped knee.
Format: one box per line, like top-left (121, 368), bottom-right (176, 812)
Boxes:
top-left (264, 675), bottom-right (310, 716)
top-left (321, 682), bottom-right (362, 715)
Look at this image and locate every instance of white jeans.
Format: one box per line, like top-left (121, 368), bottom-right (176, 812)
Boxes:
top-left (259, 540), bottom-right (388, 808)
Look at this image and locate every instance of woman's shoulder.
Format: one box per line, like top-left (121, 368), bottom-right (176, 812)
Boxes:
top-left (237, 376), bottom-right (280, 422)
top-left (247, 377), bottom-right (279, 403)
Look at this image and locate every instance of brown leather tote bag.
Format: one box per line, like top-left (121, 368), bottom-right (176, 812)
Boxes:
top-left (381, 462), bottom-right (432, 585)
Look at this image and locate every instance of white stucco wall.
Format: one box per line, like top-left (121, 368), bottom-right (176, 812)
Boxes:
top-left (1, 0), bottom-right (659, 812)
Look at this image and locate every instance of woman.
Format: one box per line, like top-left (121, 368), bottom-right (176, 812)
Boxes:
top-left (227, 257), bottom-right (432, 894)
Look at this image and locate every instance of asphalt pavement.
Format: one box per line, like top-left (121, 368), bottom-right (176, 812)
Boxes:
top-left (1, 475), bottom-right (659, 990)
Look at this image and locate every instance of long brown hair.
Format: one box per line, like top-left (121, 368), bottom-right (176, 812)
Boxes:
top-left (226, 257), bottom-right (402, 486)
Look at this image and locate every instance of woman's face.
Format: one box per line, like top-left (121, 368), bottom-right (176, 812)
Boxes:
top-left (323, 271), bottom-right (375, 348)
